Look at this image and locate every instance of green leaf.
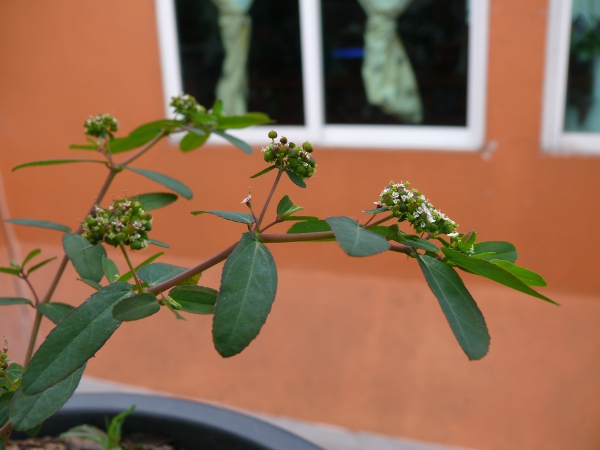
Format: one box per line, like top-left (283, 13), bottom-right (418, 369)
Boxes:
top-left (6, 218), bottom-right (71, 233)
top-left (60, 425), bottom-right (109, 448)
top-left (456, 230), bottom-right (477, 252)
top-left (286, 220), bottom-right (333, 240)
top-left (21, 283), bottom-right (132, 394)
top-left (0, 267), bottom-right (20, 276)
top-left (250, 165), bottom-right (277, 179)
top-left (212, 129), bottom-right (253, 154)
top-left (69, 144), bottom-right (96, 150)
top-left (137, 263), bottom-right (187, 287)
top-left (0, 391), bottom-right (15, 426)
top-left (442, 249), bottom-right (557, 304)
top-left (136, 193), bottom-right (179, 211)
top-left (191, 210), bottom-right (254, 224)
top-left (285, 170), bottom-right (306, 188)
top-left (471, 241), bottom-right (518, 263)
top-left (12, 159), bottom-right (106, 172)
top-left (0, 298), bottom-right (32, 306)
top-left (78, 278), bottom-right (103, 290)
top-left (24, 424), bottom-right (43, 437)
top-left (147, 238), bottom-right (170, 248)
top-left (189, 113), bottom-right (218, 125)
top-left (106, 405), bottom-right (136, 447)
top-left (108, 134), bottom-right (156, 154)
top-left (363, 207), bottom-right (390, 214)
top-left (130, 120), bottom-right (179, 137)
top-left (326, 216), bottom-right (391, 257)
top-left (117, 252), bottom-right (164, 282)
top-left (276, 196), bottom-right (294, 216)
top-left (211, 98), bottom-right (224, 116)
top-left (37, 303), bottom-right (74, 325)
top-left (27, 257), bottom-right (57, 274)
top-left (217, 112), bottom-right (272, 130)
top-left (180, 129), bottom-right (210, 152)
top-left (416, 254), bottom-right (490, 360)
top-left (22, 249), bottom-right (41, 267)
top-left (490, 260), bottom-right (547, 287)
top-left (62, 234), bottom-right (106, 283)
top-left (388, 231), bottom-right (439, 252)
top-left (112, 293), bottom-right (160, 321)
top-left (102, 256), bottom-right (120, 284)
top-left (169, 286), bottom-right (217, 314)
top-left (125, 167), bottom-right (193, 200)
top-left (282, 215), bottom-right (319, 222)
top-left (11, 364), bottom-right (85, 431)
top-left (213, 233), bottom-right (277, 357)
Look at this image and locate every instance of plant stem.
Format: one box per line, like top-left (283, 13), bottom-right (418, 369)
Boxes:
top-left (259, 218), bottom-right (281, 233)
top-left (257, 169), bottom-right (283, 228)
top-left (118, 130), bottom-right (166, 167)
top-left (388, 242), bottom-right (415, 255)
top-left (364, 213), bottom-right (394, 229)
top-left (119, 243), bottom-right (143, 292)
top-left (258, 231), bottom-right (334, 243)
top-left (0, 422), bottom-right (12, 439)
top-left (20, 273), bottom-right (40, 306)
top-left (147, 242), bottom-right (239, 295)
top-left (3, 374), bottom-right (17, 390)
top-left (24, 166), bottom-right (120, 367)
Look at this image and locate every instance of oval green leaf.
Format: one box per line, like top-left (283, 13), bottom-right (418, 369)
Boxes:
top-left (6, 218), bottom-right (71, 233)
top-left (180, 129), bottom-right (209, 152)
top-left (102, 256), bottom-right (120, 284)
top-left (21, 283), bottom-right (132, 395)
top-left (250, 165), bottom-right (277, 179)
top-left (27, 257), bottom-right (57, 274)
top-left (125, 167), bottom-right (193, 200)
top-left (62, 234), bottom-right (106, 283)
top-left (191, 210), bottom-right (254, 224)
top-left (37, 303), bottom-right (75, 325)
top-left (112, 293), bottom-right (160, 321)
top-left (11, 364), bottom-right (85, 431)
top-left (285, 170), bottom-right (306, 188)
top-left (217, 112), bottom-right (272, 130)
top-left (416, 254), bottom-right (490, 360)
top-left (213, 233), bottom-right (278, 357)
top-left (137, 263), bottom-right (187, 287)
top-left (147, 238), bottom-right (170, 248)
top-left (117, 252), bottom-right (164, 282)
top-left (276, 195), bottom-right (294, 217)
top-left (326, 216), bottom-right (391, 257)
top-left (169, 286), bottom-right (217, 314)
top-left (471, 241), bottom-right (518, 263)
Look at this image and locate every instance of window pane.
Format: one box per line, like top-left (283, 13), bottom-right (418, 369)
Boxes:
top-left (321, 0), bottom-right (469, 126)
top-left (174, 0), bottom-right (305, 124)
top-left (564, 0), bottom-right (600, 133)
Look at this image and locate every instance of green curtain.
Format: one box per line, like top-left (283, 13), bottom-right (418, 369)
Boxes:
top-left (210, 0), bottom-right (254, 115)
top-left (357, 0), bottom-right (423, 123)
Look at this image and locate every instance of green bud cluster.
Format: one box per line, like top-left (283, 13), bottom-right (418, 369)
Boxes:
top-left (0, 338), bottom-right (9, 377)
top-left (170, 93), bottom-right (206, 118)
top-left (84, 114), bottom-right (119, 138)
top-left (82, 199), bottom-right (153, 250)
top-left (261, 131), bottom-right (316, 180)
top-left (377, 181), bottom-right (458, 236)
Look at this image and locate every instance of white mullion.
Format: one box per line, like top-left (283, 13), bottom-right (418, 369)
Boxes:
top-left (154, 0), bottom-right (183, 120)
top-left (299, 0), bottom-right (325, 143)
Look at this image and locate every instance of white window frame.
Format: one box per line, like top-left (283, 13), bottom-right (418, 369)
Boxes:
top-left (155, 0), bottom-right (490, 151)
top-left (541, 0), bottom-right (600, 154)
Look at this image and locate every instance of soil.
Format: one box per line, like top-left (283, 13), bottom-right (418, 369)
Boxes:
top-left (7, 433), bottom-right (176, 450)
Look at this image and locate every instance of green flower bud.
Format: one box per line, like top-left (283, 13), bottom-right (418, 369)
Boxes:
top-left (302, 141), bottom-right (313, 152)
top-left (279, 136), bottom-right (288, 144)
top-left (268, 130), bottom-right (278, 139)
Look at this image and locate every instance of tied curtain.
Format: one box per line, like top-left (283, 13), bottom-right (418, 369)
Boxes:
top-left (357, 0), bottom-right (423, 123)
top-left (209, 0), bottom-right (254, 115)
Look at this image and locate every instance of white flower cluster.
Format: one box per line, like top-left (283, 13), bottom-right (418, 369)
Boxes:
top-left (84, 114), bottom-right (119, 138)
top-left (170, 93), bottom-right (205, 118)
top-left (377, 181), bottom-right (458, 236)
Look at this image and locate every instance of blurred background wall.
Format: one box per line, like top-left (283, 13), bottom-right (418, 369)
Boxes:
top-left (1, 1), bottom-right (599, 449)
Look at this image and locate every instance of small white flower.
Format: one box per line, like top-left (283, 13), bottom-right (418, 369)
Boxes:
top-left (448, 232), bottom-right (459, 237)
top-left (241, 193), bottom-right (252, 204)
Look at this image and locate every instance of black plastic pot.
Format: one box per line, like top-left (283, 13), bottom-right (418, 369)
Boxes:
top-left (13, 393), bottom-right (323, 450)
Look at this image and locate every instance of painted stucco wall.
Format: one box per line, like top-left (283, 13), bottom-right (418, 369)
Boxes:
top-left (1, 1), bottom-right (599, 449)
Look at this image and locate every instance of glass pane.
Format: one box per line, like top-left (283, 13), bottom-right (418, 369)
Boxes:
top-left (321, 0), bottom-right (469, 126)
top-left (564, 0), bottom-right (600, 133)
top-left (174, 0), bottom-right (305, 124)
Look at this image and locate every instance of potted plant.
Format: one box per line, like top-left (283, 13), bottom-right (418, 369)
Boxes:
top-left (0, 93), bottom-right (556, 447)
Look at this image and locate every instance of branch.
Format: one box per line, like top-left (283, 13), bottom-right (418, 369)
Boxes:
top-left (118, 130), bottom-right (166, 167)
top-left (257, 169), bottom-right (283, 227)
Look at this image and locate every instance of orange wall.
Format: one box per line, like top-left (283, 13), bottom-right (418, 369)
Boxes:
top-left (1, 1), bottom-right (600, 449)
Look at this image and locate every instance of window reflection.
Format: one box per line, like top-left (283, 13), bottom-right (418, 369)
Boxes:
top-left (564, 0), bottom-right (600, 132)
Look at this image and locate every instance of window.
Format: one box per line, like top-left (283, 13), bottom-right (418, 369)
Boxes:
top-left (155, 0), bottom-right (489, 150)
top-left (542, 0), bottom-right (600, 154)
